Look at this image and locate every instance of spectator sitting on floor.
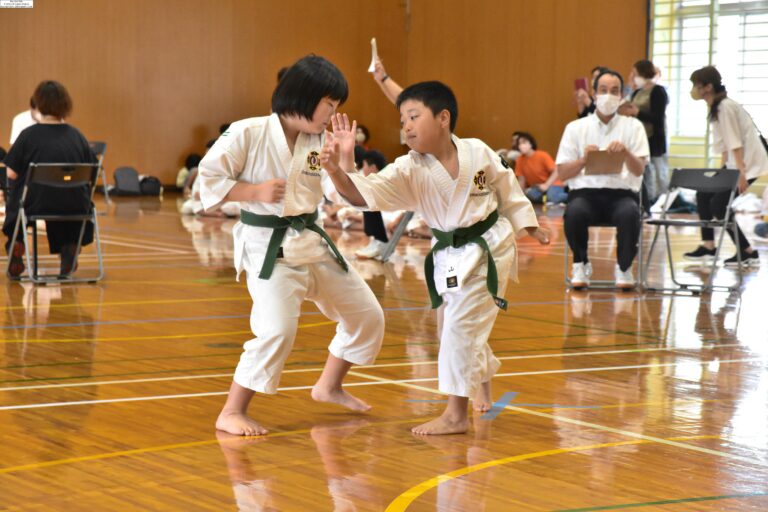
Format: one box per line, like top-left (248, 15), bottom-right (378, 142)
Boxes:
top-left (514, 132), bottom-right (567, 205)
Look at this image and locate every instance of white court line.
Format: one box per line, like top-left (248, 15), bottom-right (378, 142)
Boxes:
top-left (100, 239), bottom-right (190, 254)
top-left (0, 357), bottom-right (763, 410)
top-left (346, 371), bottom-right (768, 468)
top-left (98, 234), bottom-right (194, 251)
top-left (0, 344), bottom-right (749, 393)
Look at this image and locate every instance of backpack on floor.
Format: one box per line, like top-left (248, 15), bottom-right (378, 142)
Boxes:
top-left (140, 176), bottom-right (162, 196)
top-left (112, 167), bottom-right (142, 196)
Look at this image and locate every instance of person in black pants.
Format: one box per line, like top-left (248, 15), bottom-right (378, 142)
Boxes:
top-left (355, 150), bottom-right (390, 260)
top-left (683, 66), bottom-right (768, 267)
top-left (3, 80), bottom-right (96, 277)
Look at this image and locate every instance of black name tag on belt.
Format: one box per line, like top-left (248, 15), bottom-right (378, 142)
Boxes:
top-left (446, 276), bottom-right (458, 288)
top-left (276, 247), bottom-right (284, 258)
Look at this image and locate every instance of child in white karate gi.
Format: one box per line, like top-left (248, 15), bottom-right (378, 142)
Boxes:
top-left (200, 55), bottom-right (385, 436)
top-left (321, 81), bottom-right (549, 435)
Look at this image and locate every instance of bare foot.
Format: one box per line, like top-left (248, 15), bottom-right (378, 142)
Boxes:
top-left (216, 410), bottom-right (269, 436)
top-left (473, 381), bottom-right (493, 412)
top-left (311, 385), bottom-right (371, 412)
top-left (411, 414), bottom-right (469, 435)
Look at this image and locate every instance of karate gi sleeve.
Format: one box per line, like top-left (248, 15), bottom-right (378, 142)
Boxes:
top-left (348, 161), bottom-right (419, 212)
top-left (199, 128), bottom-right (249, 211)
top-left (487, 147), bottom-right (539, 236)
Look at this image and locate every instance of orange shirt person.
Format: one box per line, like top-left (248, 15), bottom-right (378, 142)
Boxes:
top-left (514, 132), bottom-right (567, 204)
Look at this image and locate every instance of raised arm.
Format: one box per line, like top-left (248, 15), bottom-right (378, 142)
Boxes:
top-left (372, 58), bottom-right (404, 105)
top-left (320, 114), bottom-right (368, 207)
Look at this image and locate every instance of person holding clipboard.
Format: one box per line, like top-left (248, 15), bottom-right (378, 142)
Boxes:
top-left (555, 70), bottom-right (649, 290)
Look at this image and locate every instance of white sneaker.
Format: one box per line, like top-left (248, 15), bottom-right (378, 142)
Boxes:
top-left (571, 262), bottom-right (592, 289)
top-left (355, 238), bottom-right (386, 260)
top-left (614, 264), bottom-right (635, 290)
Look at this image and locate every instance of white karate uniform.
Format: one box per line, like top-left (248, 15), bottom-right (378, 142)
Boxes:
top-left (199, 114), bottom-right (384, 393)
top-left (350, 135), bottom-right (538, 397)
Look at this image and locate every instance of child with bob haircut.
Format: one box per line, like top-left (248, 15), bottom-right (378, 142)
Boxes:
top-left (199, 55), bottom-right (384, 436)
top-left (321, 81), bottom-right (549, 435)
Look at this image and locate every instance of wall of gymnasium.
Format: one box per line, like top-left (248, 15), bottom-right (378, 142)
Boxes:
top-left (0, 0), bottom-right (407, 185)
top-left (405, 0), bottom-right (649, 158)
top-left (0, 0), bottom-right (647, 185)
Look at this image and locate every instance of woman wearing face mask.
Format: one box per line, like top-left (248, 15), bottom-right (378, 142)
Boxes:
top-left (620, 60), bottom-right (669, 207)
top-left (556, 70), bottom-right (650, 289)
top-left (683, 66), bottom-right (768, 268)
top-left (355, 124), bottom-right (370, 150)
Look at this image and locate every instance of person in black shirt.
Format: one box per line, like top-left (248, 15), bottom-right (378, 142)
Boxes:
top-left (620, 59), bottom-right (669, 205)
top-left (3, 80), bottom-right (96, 277)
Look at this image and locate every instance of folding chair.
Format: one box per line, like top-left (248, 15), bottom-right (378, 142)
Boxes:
top-left (379, 211), bottom-right (414, 262)
top-left (89, 141), bottom-right (109, 203)
top-left (642, 168), bottom-right (741, 294)
top-left (6, 163), bottom-right (104, 284)
top-left (563, 189), bottom-right (644, 289)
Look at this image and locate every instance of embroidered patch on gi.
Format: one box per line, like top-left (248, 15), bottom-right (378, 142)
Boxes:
top-left (473, 170), bottom-right (487, 191)
top-left (499, 155), bottom-right (510, 169)
top-left (307, 151), bottom-right (322, 171)
top-left (447, 276), bottom-right (458, 288)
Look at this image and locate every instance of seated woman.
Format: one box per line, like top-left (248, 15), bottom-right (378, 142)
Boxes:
top-left (514, 132), bottom-right (567, 205)
top-left (3, 80), bottom-right (97, 277)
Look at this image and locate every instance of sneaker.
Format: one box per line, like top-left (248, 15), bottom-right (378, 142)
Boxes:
top-left (614, 264), bottom-right (635, 290)
top-left (571, 262), bottom-right (592, 289)
top-left (683, 245), bottom-right (717, 262)
top-left (7, 241), bottom-right (25, 278)
top-left (355, 238), bottom-right (386, 260)
top-left (60, 244), bottom-right (80, 276)
top-left (723, 251), bottom-right (760, 268)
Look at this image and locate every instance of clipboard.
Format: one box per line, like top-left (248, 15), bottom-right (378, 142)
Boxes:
top-left (584, 150), bottom-right (625, 175)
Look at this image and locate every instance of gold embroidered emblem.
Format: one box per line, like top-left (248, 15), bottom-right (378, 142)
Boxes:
top-left (473, 170), bottom-right (487, 191)
top-left (307, 151), bottom-right (321, 171)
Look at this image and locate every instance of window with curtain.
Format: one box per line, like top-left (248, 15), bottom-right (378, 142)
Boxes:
top-left (650, 0), bottom-right (768, 168)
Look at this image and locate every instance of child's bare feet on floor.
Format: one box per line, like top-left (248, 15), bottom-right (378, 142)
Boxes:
top-left (411, 414), bottom-right (469, 435)
top-left (472, 381), bottom-right (493, 412)
top-left (216, 410), bottom-right (269, 436)
top-left (311, 385), bottom-right (371, 412)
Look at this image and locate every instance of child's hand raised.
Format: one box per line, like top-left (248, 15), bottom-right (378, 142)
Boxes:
top-left (330, 113), bottom-right (357, 171)
top-left (321, 132), bottom-right (342, 175)
top-left (525, 226), bottom-right (551, 245)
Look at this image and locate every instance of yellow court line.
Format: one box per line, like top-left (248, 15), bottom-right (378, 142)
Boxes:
top-left (0, 418), bottom-right (422, 475)
top-left (0, 321), bottom-right (336, 343)
top-left (347, 371), bottom-right (766, 468)
top-left (384, 435), bottom-right (722, 512)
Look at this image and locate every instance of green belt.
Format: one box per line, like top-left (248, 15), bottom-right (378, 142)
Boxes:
top-left (240, 209), bottom-right (348, 280)
top-left (425, 210), bottom-right (507, 311)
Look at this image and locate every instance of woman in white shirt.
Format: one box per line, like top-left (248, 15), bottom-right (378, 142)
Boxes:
top-left (684, 66), bottom-right (768, 267)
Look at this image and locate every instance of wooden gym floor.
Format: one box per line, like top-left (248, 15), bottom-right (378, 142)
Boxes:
top-left (1, 195), bottom-right (767, 511)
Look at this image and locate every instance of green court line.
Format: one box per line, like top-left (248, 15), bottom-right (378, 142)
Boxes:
top-left (555, 492), bottom-right (768, 511)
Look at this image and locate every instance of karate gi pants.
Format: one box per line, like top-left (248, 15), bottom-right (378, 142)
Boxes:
top-left (435, 241), bottom-right (513, 397)
top-left (235, 252), bottom-right (384, 393)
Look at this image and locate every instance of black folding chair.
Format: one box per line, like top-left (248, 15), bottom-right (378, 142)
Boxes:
top-left (6, 163), bottom-right (104, 284)
top-left (563, 189), bottom-right (645, 289)
top-left (642, 168), bottom-right (741, 294)
top-left (89, 141), bottom-right (109, 203)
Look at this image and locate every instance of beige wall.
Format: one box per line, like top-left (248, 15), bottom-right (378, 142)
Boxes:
top-left (0, 0), bottom-right (646, 184)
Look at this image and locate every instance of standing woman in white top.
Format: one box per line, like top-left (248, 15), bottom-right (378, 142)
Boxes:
top-left (684, 66), bottom-right (768, 267)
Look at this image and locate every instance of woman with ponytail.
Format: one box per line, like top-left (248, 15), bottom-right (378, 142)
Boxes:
top-left (683, 66), bottom-right (768, 268)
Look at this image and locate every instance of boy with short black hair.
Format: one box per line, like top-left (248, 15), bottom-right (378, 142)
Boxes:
top-left (321, 81), bottom-right (549, 435)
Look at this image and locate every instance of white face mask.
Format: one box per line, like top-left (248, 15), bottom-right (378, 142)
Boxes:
top-left (634, 76), bottom-right (647, 88)
top-left (355, 132), bottom-right (366, 143)
top-left (595, 94), bottom-right (621, 116)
